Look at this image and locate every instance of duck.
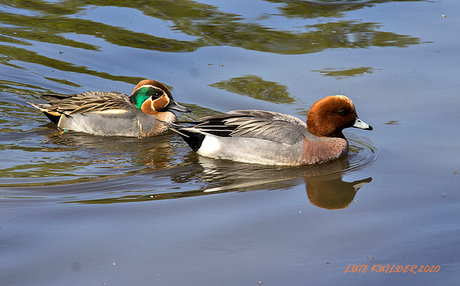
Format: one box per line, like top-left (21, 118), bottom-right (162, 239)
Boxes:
top-left (29, 79), bottom-right (191, 137)
top-left (169, 95), bottom-right (372, 165)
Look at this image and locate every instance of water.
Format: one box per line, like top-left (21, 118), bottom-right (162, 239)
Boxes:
top-left (1, 0), bottom-right (459, 285)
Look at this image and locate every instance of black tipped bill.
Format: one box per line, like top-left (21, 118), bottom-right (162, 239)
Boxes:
top-left (352, 117), bottom-right (372, 130)
top-left (168, 100), bottom-right (191, 113)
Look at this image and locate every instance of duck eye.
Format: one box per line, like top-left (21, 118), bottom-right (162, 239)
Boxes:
top-left (338, 109), bottom-right (348, 116)
top-left (150, 89), bottom-right (164, 99)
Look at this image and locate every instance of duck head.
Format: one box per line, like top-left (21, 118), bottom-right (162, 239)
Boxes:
top-left (306, 95), bottom-right (372, 138)
top-left (130, 79), bottom-right (191, 115)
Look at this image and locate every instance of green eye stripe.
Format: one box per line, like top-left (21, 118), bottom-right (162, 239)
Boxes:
top-left (131, 86), bottom-right (164, 109)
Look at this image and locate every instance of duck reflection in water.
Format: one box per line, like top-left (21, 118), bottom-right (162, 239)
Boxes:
top-left (194, 156), bottom-right (372, 210)
top-left (305, 174), bottom-right (371, 210)
top-left (42, 128), bottom-right (178, 170)
top-left (67, 152), bottom-right (372, 210)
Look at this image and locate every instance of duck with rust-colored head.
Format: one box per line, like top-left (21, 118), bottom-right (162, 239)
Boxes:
top-left (170, 95), bottom-right (372, 165)
top-left (29, 79), bottom-right (191, 137)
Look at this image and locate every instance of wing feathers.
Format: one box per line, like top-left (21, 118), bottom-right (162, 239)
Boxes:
top-left (36, 92), bottom-right (132, 115)
top-left (190, 110), bottom-right (307, 145)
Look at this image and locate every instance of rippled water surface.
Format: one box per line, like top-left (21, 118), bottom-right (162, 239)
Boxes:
top-left (1, 1), bottom-right (459, 285)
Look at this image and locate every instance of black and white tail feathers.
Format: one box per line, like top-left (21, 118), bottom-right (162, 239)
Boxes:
top-left (164, 122), bottom-right (206, 152)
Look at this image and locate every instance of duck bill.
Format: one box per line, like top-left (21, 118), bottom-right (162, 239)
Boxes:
top-left (352, 117), bottom-right (373, 130)
top-left (167, 100), bottom-right (191, 113)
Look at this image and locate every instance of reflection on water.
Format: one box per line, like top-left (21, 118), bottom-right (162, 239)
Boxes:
top-left (268, 0), bottom-right (421, 19)
top-left (210, 75), bottom-right (294, 104)
top-left (313, 67), bottom-right (375, 79)
top-left (0, 128), bottom-right (181, 186)
top-left (0, 0), bottom-right (423, 88)
top-left (306, 175), bottom-right (372, 209)
top-left (46, 129), bottom-right (177, 168)
top-left (63, 155), bottom-right (373, 210)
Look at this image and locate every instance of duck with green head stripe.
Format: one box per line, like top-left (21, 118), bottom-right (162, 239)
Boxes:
top-left (29, 79), bottom-right (191, 137)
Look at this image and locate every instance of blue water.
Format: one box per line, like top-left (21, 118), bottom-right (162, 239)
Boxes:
top-left (1, 1), bottom-right (459, 285)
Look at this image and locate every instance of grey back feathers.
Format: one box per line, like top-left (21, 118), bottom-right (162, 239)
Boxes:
top-left (196, 110), bottom-right (308, 145)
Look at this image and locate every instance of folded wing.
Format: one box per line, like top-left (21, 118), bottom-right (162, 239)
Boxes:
top-left (194, 110), bottom-right (307, 145)
top-left (39, 91), bottom-right (132, 115)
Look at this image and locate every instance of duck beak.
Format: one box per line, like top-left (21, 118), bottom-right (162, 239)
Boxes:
top-left (167, 100), bottom-right (191, 113)
top-left (353, 117), bottom-right (373, 130)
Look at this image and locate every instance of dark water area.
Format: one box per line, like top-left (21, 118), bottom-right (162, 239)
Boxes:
top-left (1, 0), bottom-right (459, 285)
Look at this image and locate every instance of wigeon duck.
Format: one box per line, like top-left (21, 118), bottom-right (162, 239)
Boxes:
top-left (170, 95), bottom-right (372, 165)
top-left (29, 79), bottom-right (191, 137)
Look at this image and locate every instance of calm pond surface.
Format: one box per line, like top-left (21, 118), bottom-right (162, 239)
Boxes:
top-left (1, 0), bottom-right (459, 285)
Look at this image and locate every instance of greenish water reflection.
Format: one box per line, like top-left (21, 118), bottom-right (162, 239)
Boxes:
top-left (0, 44), bottom-right (143, 84)
top-left (210, 75), bottom-right (293, 104)
top-left (1, 0), bottom-right (422, 88)
top-left (313, 67), bottom-right (375, 78)
top-left (268, 0), bottom-right (424, 19)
